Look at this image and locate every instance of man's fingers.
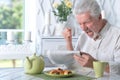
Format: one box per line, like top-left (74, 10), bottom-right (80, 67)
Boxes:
top-left (73, 54), bottom-right (84, 61)
top-left (63, 28), bottom-right (71, 38)
top-left (67, 28), bottom-right (71, 31)
top-left (64, 28), bottom-right (71, 31)
top-left (80, 52), bottom-right (90, 56)
top-left (73, 54), bottom-right (85, 65)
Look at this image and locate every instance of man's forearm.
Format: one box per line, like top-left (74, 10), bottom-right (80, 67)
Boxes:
top-left (66, 42), bottom-right (73, 50)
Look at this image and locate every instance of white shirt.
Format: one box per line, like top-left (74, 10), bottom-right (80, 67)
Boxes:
top-left (74, 22), bottom-right (120, 74)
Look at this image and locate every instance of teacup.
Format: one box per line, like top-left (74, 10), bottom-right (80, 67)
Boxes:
top-left (93, 61), bottom-right (108, 78)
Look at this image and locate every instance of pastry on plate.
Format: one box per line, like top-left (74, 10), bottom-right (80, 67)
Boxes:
top-left (49, 68), bottom-right (72, 75)
top-left (63, 70), bottom-right (72, 75)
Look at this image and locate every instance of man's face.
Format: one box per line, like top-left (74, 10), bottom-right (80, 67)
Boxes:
top-left (76, 12), bottom-right (100, 38)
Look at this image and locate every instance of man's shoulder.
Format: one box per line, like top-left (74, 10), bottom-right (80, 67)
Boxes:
top-left (109, 25), bottom-right (120, 38)
top-left (110, 25), bottom-right (120, 33)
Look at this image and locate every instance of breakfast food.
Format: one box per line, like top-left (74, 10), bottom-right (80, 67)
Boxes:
top-left (49, 68), bottom-right (72, 75)
top-left (63, 70), bottom-right (72, 75)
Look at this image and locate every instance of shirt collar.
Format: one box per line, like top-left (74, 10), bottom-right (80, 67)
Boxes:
top-left (96, 22), bottom-right (110, 40)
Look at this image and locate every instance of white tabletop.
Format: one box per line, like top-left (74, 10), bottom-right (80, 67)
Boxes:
top-left (0, 67), bottom-right (120, 80)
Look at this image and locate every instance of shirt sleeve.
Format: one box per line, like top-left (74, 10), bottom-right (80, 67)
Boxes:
top-left (74, 32), bottom-right (89, 51)
top-left (74, 36), bottom-right (81, 51)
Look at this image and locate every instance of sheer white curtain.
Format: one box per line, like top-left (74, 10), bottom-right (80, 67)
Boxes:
top-left (25, 0), bottom-right (37, 52)
top-left (96, 0), bottom-right (120, 27)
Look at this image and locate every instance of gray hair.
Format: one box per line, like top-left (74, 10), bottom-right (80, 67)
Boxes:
top-left (73, 0), bottom-right (101, 18)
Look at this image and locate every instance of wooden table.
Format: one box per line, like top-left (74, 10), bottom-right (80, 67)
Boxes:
top-left (0, 67), bottom-right (120, 80)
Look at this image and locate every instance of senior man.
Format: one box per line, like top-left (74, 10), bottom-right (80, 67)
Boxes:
top-left (63, 0), bottom-right (120, 74)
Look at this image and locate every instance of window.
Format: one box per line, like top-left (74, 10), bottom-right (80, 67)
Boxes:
top-left (0, 0), bottom-right (36, 68)
top-left (0, 0), bottom-right (24, 44)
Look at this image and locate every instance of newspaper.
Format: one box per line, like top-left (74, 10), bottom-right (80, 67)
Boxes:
top-left (47, 50), bottom-right (80, 65)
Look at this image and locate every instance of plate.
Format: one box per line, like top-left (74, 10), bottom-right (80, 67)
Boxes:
top-left (44, 71), bottom-right (74, 78)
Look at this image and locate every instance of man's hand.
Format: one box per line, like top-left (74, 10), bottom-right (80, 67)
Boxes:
top-left (62, 28), bottom-right (73, 50)
top-left (62, 28), bottom-right (72, 42)
top-left (73, 52), bottom-right (97, 68)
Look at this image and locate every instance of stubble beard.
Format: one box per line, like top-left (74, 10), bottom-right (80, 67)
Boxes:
top-left (92, 31), bottom-right (100, 40)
